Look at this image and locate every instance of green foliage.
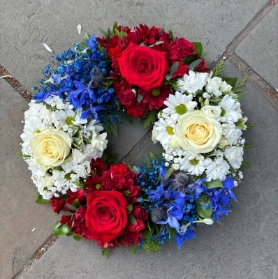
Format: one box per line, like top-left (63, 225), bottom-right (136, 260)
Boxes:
top-left (18, 153), bottom-right (31, 159)
top-left (143, 109), bottom-right (158, 128)
top-left (165, 166), bottom-right (174, 179)
top-left (53, 221), bottom-right (72, 236)
top-left (205, 179), bottom-right (223, 189)
top-left (131, 244), bottom-right (140, 254)
top-left (101, 247), bottom-right (110, 258)
top-left (212, 61), bottom-right (225, 77)
top-left (246, 123), bottom-right (256, 130)
top-left (35, 193), bottom-right (50, 204)
top-left (196, 193), bottom-right (212, 218)
top-left (233, 78), bottom-right (247, 93)
top-left (192, 42), bottom-right (203, 57)
top-left (240, 160), bottom-right (251, 171)
top-left (244, 143), bottom-right (255, 151)
top-left (188, 59), bottom-right (202, 71)
top-left (141, 239), bottom-right (161, 253)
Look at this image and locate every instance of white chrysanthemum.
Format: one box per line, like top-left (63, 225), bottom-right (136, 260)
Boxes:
top-left (72, 108), bottom-right (88, 126)
top-left (222, 122), bottom-right (243, 145)
top-left (31, 173), bottom-right (55, 200)
top-left (24, 101), bottom-right (46, 120)
top-left (44, 95), bottom-right (66, 110)
top-left (152, 118), bottom-right (177, 147)
top-left (219, 95), bottom-right (242, 122)
top-left (224, 146), bottom-right (244, 169)
top-left (21, 116), bottom-right (48, 146)
top-left (205, 156), bottom-right (230, 181)
top-left (163, 91), bottom-right (197, 121)
top-left (177, 70), bottom-right (209, 94)
top-left (52, 108), bottom-right (76, 131)
top-left (180, 154), bottom-right (206, 176)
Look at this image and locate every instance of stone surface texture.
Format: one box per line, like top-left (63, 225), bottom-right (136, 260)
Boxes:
top-left (0, 80), bottom-right (58, 279)
top-left (0, 0), bottom-right (268, 91)
top-left (0, 0), bottom-right (277, 279)
top-left (236, 4), bottom-right (278, 88)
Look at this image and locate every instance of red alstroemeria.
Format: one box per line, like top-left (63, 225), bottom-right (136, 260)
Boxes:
top-left (139, 84), bottom-right (173, 111)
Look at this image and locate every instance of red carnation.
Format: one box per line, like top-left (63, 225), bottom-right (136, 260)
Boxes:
top-left (50, 196), bottom-right (65, 214)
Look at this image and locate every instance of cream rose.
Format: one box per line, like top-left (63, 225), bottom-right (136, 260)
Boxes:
top-left (30, 129), bottom-right (72, 167)
top-left (176, 111), bottom-right (222, 154)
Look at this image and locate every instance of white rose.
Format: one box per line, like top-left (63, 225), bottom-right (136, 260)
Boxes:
top-left (224, 146), bottom-right (244, 169)
top-left (176, 111), bottom-right (222, 154)
top-left (30, 129), bottom-right (72, 167)
top-left (205, 77), bottom-right (222, 96)
top-left (201, 105), bottom-right (222, 120)
top-left (219, 81), bottom-right (232, 92)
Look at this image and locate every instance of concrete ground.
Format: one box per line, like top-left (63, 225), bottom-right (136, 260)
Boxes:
top-left (0, 1), bottom-right (277, 278)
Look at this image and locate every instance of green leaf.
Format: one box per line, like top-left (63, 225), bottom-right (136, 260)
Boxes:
top-left (188, 59), bottom-right (202, 71)
top-left (60, 211), bottom-right (73, 216)
top-left (112, 22), bottom-right (118, 34)
top-left (221, 76), bottom-right (237, 86)
top-left (53, 221), bottom-right (71, 236)
top-left (128, 213), bottom-right (137, 225)
top-left (182, 55), bottom-right (198, 65)
top-left (170, 62), bottom-right (179, 75)
top-left (35, 193), bottom-right (49, 204)
top-left (142, 222), bottom-right (154, 239)
top-left (205, 179), bottom-right (223, 189)
top-left (101, 247), bottom-right (110, 258)
top-left (67, 204), bottom-right (77, 212)
top-left (137, 93), bottom-right (143, 102)
top-left (165, 166), bottom-right (174, 179)
top-left (143, 109), bottom-right (158, 128)
top-left (98, 28), bottom-right (108, 36)
top-left (131, 244), bottom-right (140, 254)
top-left (84, 33), bottom-right (90, 40)
top-left (192, 42), bottom-right (203, 57)
top-left (165, 74), bottom-right (172, 81)
top-left (212, 61), bottom-right (225, 77)
top-left (73, 234), bottom-right (83, 241)
top-left (195, 193), bottom-right (212, 219)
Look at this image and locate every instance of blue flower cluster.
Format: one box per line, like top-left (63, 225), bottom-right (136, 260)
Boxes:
top-left (137, 157), bottom-right (237, 249)
top-left (33, 34), bottom-right (116, 120)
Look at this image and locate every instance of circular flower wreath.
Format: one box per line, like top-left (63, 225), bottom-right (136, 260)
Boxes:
top-left (21, 23), bottom-right (251, 255)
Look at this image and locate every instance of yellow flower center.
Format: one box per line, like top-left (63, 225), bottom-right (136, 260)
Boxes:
top-left (166, 126), bottom-right (174, 135)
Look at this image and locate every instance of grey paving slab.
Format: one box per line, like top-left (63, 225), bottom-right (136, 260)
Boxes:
top-left (0, 80), bottom-right (59, 279)
top-left (20, 61), bottom-right (278, 279)
top-left (0, 0), bottom-right (268, 92)
top-left (236, 4), bottom-right (278, 89)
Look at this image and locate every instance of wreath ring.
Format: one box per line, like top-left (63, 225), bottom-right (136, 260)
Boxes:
top-left (21, 23), bottom-right (250, 255)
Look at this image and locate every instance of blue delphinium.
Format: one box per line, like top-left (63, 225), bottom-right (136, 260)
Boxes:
top-left (137, 157), bottom-right (238, 250)
top-left (32, 33), bottom-right (120, 124)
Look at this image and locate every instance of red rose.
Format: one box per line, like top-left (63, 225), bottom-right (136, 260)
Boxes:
top-left (85, 191), bottom-right (128, 243)
top-left (118, 42), bottom-right (169, 91)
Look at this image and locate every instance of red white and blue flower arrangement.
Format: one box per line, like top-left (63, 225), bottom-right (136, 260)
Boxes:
top-left (21, 23), bottom-right (252, 256)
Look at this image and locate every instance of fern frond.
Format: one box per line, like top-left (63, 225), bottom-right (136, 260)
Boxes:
top-left (143, 109), bottom-right (158, 128)
top-left (212, 61), bottom-right (225, 77)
